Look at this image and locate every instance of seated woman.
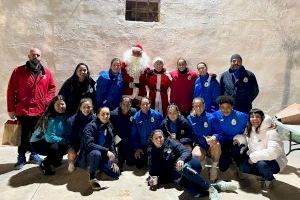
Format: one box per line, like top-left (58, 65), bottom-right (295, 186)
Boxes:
top-left (58, 63), bottom-right (96, 116)
top-left (76, 107), bottom-right (120, 190)
top-left (213, 95), bottom-right (248, 172)
top-left (148, 130), bottom-right (237, 199)
top-left (66, 98), bottom-right (95, 172)
top-left (187, 97), bottom-right (222, 182)
top-left (30, 95), bottom-right (70, 175)
top-left (110, 97), bottom-right (137, 170)
top-left (234, 108), bottom-right (288, 190)
top-left (160, 104), bottom-right (194, 141)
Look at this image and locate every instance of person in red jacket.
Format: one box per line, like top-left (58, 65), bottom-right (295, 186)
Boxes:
top-left (121, 44), bottom-right (150, 108)
top-left (146, 57), bottom-right (171, 116)
top-left (170, 58), bottom-right (198, 117)
top-left (7, 48), bottom-right (56, 169)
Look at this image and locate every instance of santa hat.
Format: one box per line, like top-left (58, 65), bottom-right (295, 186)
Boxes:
top-left (152, 57), bottom-right (164, 65)
top-left (132, 44), bottom-right (143, 52)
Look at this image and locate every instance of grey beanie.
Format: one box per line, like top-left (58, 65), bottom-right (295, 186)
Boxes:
top-left (230, 54), bottom-right (242, 62)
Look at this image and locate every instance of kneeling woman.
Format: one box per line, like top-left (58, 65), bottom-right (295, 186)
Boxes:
top-left (235, 108), bottom-right (287, 190)
top-left (148, 130), bottom-right (237, 199)
top-left (76, 107), bottom-right (120, 190)
top-left (67, 98), bottom-right (95, 172)
top-left (31, 95), bottom-right (70, 175)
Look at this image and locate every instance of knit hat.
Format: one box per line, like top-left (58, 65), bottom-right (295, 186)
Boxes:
top-left (179, 138), bottom-right (193, 147)
top-left (132, 44), bottom-right (143, 52)
top-left (230, 54), bottom-right (242, 62)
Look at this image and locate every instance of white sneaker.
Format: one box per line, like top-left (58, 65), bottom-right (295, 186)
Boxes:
top-left (208, 186), bottom-right (220, 200)
top-left (210, 167), bottom-right (218, 182)
top-left (217, 181), bottom-right (238, 191)
top-left (68, 162), bottom-right (75, 173)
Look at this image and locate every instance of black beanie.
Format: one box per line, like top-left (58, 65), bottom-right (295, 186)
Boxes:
top-left (230, 54), bottom-right (242, 62)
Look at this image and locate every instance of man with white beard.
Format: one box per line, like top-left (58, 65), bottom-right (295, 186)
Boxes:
top-left (121, 44), bottom-right (150, 107)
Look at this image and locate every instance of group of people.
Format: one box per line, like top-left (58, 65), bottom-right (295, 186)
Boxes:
top-left (6, 46), bottom-right (287, 199)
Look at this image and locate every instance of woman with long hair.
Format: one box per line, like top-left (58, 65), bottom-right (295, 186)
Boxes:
top-left (66, 98), bottom-right (95, 172)
top-left (58, 63), bottom-right (96, 115)
top-left (234, 108), bottom-right (288, 190)
top-left (30, 95), bottom-right (70, 175)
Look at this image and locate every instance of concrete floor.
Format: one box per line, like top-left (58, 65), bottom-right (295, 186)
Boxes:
top-left (0, 142), bottom-right (299, 200)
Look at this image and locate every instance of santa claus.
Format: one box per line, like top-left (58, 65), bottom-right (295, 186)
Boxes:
top-left (121, 44), bottom-right (150, 107)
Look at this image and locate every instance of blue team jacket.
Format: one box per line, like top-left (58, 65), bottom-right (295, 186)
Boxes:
top-left (213, 109), bottom-right (248, 143)
top-left (131, 109), bottom-right (163, 149)
top-left (96, 70), bottom-right (123, 111)
top-left (193, 74), bottom-right (221, 113)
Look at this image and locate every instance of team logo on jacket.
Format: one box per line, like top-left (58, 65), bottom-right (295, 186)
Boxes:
top-left (150, 117), bottom-right (155, 123)
top-left (243, 77), bottom-right (248, 83)
top-left (204, 122), bottom-right (208, 128)
top-left (89, 88), bottom-right (94, 93)
top-left (166, 148), bottom-right (172, 154)
top-left (180, 130), bottom-right (185, 134)
top-left (130, 116), bottom-right (133, 122)
top-left (231, 119), bottom-right (237, 126)
top-left (204, 82), bottom-right (209, 87)
top-left (188, 75), bottom-right (191, 80)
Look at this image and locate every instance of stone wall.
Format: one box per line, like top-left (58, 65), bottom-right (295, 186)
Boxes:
top-left (0, 0), bottom-right (299, 139)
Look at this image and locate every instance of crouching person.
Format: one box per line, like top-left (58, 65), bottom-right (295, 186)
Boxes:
top-left (234, 109), bottom-right (287, 190)
top-left (147, 130), bottom-right (237, 200)
top-left (76, 107), bottom-right (120, 190)
top-left (30, 95), bottom-right (70, 175)
top-left (66, 98), bottom-right (95, 173)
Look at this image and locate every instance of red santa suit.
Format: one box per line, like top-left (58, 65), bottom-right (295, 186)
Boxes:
top-left (121, 45), bottom-right (149, 102)
top-left (146, 69), bottom-right (171, 116)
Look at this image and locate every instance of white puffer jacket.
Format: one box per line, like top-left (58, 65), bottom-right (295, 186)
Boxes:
top-left (234, 115), bottom-right (288, 172)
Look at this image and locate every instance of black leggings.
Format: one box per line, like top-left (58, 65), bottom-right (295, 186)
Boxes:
top-left (32, 140), bottom-right (67, 167)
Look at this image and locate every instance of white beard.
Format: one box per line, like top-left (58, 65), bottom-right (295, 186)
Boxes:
top-left (123, 50), bottom-right (149, 83)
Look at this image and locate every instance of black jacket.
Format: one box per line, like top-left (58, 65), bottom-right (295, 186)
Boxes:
top-left (160, 115), bottom-right (194, 141)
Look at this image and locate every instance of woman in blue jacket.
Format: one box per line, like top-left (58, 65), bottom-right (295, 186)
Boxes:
top-left (160, 104), bottom-right (194, 141)
top-left (95, 58), bottom-right (123, 111)
top-left (30, 95), bottom-right (70, 175)
top-left (76, 107), bottom-right (120, 190)
top-left (66, 98), bottom-right (95, 172)
top-left (110, 97), bottom-right (137, 170)
top-left (58, 63), bottom-right (96, 116)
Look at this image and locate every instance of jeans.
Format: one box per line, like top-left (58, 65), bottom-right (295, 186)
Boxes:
top-left (240, 157), bottom-right (280, 181)
top-left (88, 150), bottom-right (120, 179)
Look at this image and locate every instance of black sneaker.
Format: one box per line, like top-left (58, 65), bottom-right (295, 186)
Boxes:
top-left (40, 161), bottom-right (55, 176)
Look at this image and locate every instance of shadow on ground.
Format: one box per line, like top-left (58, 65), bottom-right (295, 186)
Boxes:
top-left (0, 163), bottom-right (15, 175)
top-left (8, 162), bottom-right (116, 196)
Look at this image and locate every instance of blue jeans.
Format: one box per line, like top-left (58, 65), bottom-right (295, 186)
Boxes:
top-left (181, 158), bottom-right (220, 197)
top-left (239, 157), bottom-right (280, 181)
top-left (88, 150), bottom-right (120, 179)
